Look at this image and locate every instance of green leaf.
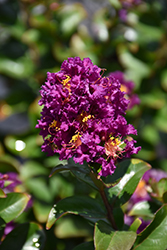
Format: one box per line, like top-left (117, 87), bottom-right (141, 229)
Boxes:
top-left (0, 222), bottom-right (45, 250)
top-left (46, 195), bottom-right (107, 229)
top-left (133, 205), bottom-right (167, 250)
top-left (0, 188), bottom-right (6, 198)
top-left (94, 220), bottom-right (136, 250)
top-left (104, 159), bottom-right (131, 185)
top-left (129, 218), bottom-right (142, 233)
top-left (163, 191), bottom-right (167, 203)
top-left (129, 201), bottom-right (153, 218)
top-left (49, 163), bottom-right (85, 177)
top-left (106, 159), bottom-right (151, 206)
top-left (54, 216), bottom-right (93, 239)
top-left (113, 207), bottom-right (124, 230)
top-left (118, 46), bottom-right (150, 87)
top-left (0, 192), bottom-right (30, 223)
top-left (58, 3), bottom-right (87, 35)
top-left (153, 178), bottom-right (167, 199)
top-left (73, 241), bottom-right (94, 250)
top-left (50, 158), bottom-right (102, 190)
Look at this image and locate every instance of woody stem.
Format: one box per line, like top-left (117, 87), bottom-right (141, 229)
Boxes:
top-left (100, 189), bottom-right (117, 230)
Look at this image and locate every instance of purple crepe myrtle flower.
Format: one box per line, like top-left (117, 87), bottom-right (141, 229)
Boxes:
top-left (109, 71), bottom-right (140, 109)
top-left (36, 57), bottom-right (141, 177)
top-left (124, 168), bottom-right (167, 233)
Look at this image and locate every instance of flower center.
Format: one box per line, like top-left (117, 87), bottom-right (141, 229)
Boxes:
top-left (49, 120), bottom-right (60, 131)
top-left (79, 111), bottom-right (94, 124)
top-left (62, 75), bottom-right (71, 90)
top-left (69, 132), bottom-right (82, 148)
top-left (120, 85), bottom-right (128, 93)
top-left (105, 136), bottom-right (123, 158)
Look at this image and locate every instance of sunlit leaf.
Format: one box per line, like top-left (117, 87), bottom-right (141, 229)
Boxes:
top-left (133, 205), bottom-right (167, 250)
top-left (0, 192), bottom-right (30, 223)
top-left (0, 188), bottom-right (6, 198)
top-left (129, 218), bottom-right (142, 233)
top-left (129, 201), bottom-right (153, 218)
top-left (94, 220), bottom-right (136, 250)
top-left (106, 159), bottom-right (151, 206)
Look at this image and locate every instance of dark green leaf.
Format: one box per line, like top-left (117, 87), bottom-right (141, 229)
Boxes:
top-left (94, 220), bottom-right (136, 250)
top-left (46, 195), bottom-right (107, 229)
top-left (113, 207), bottom-right (124, 230)
top-left (163, 191), bottom-right (167, 203)
top-left (134, 205), bottom-right (167, 250)
top-left (73, 241), bottom-right (94, 250)
top-left (0, 222), bottom-right (45, 250)
top-left (104, 159), bottom-right (131, 185)
top-left (50, 158), bottom-right (102, 190)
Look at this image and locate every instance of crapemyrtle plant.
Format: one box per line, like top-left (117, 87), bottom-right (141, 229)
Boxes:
top-left (34, 57), bottom-right (167, 250)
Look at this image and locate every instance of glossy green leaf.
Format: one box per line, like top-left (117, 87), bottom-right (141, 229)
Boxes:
top-left (106, 159), bottom-right (151, 206)
top-left (0, 222), bottom-right (45, 250)
top-left (94, 220), bottom-right (136, 250)
top-left (0, 192), bottom-right (30, 223)
top-left (134, 205), bottom-right (167, 250)
top-left (49, 163), bottom-right (85, 177)
top-left (50, 158), bottom-right (103, 190)
top-left (46, 195), bottom-right (107, 229)
top-left (49, 158), bottom-right (89, 176)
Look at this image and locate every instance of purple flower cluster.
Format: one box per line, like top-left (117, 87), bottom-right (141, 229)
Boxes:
top-left (36, 57), bottom-right (141, 176)
top-left (109, 71), bottom-right (140, 109)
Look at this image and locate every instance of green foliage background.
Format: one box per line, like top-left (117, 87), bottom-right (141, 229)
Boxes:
top-left (0, 0), bottom-right (167, 249)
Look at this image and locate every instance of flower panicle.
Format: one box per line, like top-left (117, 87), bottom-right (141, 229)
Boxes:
top-left (36, 57), bottom-right (141, 177)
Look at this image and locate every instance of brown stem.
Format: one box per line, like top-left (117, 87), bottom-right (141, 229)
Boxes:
top-left (100, 190), bottom-right (117, 230)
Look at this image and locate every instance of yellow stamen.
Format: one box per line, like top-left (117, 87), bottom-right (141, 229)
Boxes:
top-left (69, 132), bottom-right (81, 143)
top-left (120, 85), bottom-right (128, 93)
top-left (69, 132), bottom-right (82, 148)
top-left (79, 111), bottom-right (94, 124)
top-left (62, 75), bottom-right (71, 86)
top-left (105, 136), bottom-right (122, 158)
top-left (50, 120), bottom-right (57, 128)
top-left (49, 120), bottom-right (60, 130)
top-left (82, 114), bottom-right (92, 123)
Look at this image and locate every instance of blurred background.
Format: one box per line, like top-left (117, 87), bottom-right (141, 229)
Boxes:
top-left (0, 0), bottom-right (167, 249)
